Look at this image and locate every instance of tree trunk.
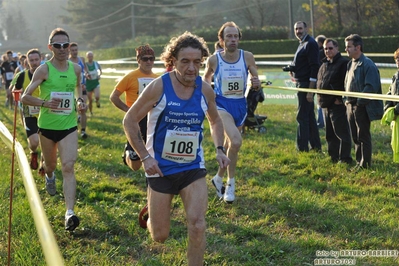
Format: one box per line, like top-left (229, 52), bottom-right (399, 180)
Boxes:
top-left (335, 0), bottom-right (343, 34)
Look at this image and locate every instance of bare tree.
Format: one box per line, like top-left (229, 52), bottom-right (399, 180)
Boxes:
top-left (231, 0), bottom-right (281, 28)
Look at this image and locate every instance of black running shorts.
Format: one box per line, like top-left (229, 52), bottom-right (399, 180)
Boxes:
top-left (24, 117), bottom-right (39, 138)
top-left (147, 168), bottom-right (207, 195)
top-left (39, 126), bottom-right (77, 143)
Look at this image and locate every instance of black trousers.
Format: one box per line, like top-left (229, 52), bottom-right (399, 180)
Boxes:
top-left (296, 82), bottom-right (321, 151)
top-left (323, 104), bottom-right (352, 163)
top-left (347, 104), bottom-right (371, 168)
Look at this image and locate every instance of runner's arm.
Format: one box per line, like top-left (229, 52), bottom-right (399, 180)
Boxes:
top-left (203, 55), bottom-right (216, 85)
top-left (202, 82), bottom-right (230, 168)
top-left (123, 77), bottom-right (164, 176)
top-left (21, 65), bottom-right (47, 106)
top-left (245, 51), bottom-right (261, 90)
top-left (110, 89), bottom-right (129, 112)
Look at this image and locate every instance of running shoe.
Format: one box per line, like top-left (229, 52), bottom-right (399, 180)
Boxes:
top-left (30, 152), bottom-right (38, 170)
top-left (81, 131), bottom-right (88, 139)
top-left (65, 212), bottom-right (80, 231)
top-left (211, 175), bottom-right (225, 198)
top-left (45, 174), bottom-right (56, 196)
top-left (138, 204), bottom-right (148, 229)
top-left (122, 145), bottom-right (139, 165)
top-left (96, 101), bottom-right (101, 108)
top-left (224, 182), bottom-right (235, 204)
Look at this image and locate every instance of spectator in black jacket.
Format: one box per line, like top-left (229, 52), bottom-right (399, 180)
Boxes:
top-left (288, 21), bottom-right (321, 152)
top-left (317, 38), bottom-right (352, 164)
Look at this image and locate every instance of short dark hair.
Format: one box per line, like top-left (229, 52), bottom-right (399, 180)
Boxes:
top-left (295, 21), bottom-right (307, 28)
top-left (6, 50), bottom-right (12, 55)
top-left (324, 38), bottom-right (338, 47)
top-left (70, 42), bottom-right (78, 48)
top-left (48, 28), bottom-right (69, 44)
top-left (27, 48), bottom-right (41, 58)
top-left (218, 21), bottom-right (242, 41)
top-left (345, 34), bottom-right (363, 52)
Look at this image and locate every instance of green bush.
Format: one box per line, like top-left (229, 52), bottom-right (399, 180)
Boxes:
top-left (95, 35), bottom-right (399, 63)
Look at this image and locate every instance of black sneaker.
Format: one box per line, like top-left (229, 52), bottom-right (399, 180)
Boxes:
top-left (65, 214), bottom-right (80, 231)
top-left (122, 145), bottom-right (139, 165)
top-left (81, 131), bottom-right (88, 139)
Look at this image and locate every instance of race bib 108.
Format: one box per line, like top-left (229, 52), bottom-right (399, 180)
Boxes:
top-left (161, 130), bottom-right (199, 163)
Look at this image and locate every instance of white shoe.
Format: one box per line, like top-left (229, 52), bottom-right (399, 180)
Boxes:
top-left (224, 182), bottom-right (235, 204)
top-left (211, 175), bottom-right (225, 198)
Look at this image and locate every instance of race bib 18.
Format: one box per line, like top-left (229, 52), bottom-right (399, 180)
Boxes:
top-left (49, 91), bottom-right (74, 115)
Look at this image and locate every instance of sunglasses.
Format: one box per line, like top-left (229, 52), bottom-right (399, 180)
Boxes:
top-left (324, 47), bottom-right (335, 50)
top-left (141, 57), bottom-right (155, 62)
top-left (51, 42), bottom-right (70, 49)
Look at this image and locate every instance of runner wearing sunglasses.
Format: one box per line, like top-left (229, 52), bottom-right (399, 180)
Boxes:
top-left (21, 27), bottom-right (86, 231)
top-left (110, 44), bottom-right (158, 171)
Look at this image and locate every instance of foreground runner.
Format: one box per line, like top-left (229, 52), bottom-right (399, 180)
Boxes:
top-left (21, 28), bottom-right (86, 231)
top-left (123, 32), bottom-right (230, 266)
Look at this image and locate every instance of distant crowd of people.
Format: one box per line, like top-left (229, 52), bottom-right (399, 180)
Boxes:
top-left (2, 20), bottom-right (399, 266)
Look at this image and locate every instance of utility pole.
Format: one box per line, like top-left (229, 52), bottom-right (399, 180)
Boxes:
top-left (288, 0), bottom-right (293, 39)
top-left (131, 1), bottom-right (135, 39)
top-left (309, 0), bottom-right (314, 36)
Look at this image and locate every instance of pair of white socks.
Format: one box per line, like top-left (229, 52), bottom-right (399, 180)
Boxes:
top-left (214, 175), bottom-right (235, 185)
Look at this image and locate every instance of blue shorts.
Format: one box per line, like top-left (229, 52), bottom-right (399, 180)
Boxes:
top-left (215, 95), bottom-right (247, 127)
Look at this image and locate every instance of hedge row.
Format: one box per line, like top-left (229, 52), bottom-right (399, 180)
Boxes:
top-left (95, 35), bottom-right (399, 63)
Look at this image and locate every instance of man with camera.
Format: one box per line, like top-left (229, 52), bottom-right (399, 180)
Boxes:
top-left (284, 21), bottom-right (321, 152)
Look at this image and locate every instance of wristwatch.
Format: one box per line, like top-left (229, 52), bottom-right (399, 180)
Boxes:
top-left (216, 146), bottom-right (226, 154)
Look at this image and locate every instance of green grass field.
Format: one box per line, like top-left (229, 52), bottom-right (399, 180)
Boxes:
top-left (1, 67), bottom-right (399, 265)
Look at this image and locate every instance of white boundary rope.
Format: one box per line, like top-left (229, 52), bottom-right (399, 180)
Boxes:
top-left (0, 121), bottom-right (64, 265)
